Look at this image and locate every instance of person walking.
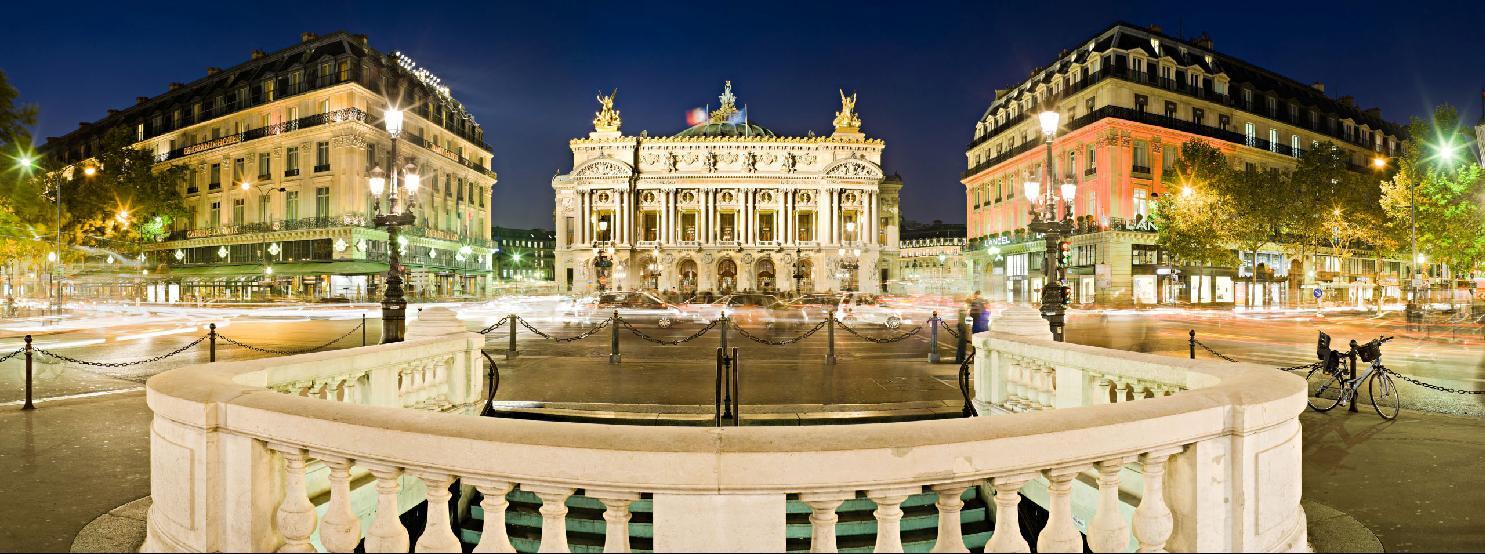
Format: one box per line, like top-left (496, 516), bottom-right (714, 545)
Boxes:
top-left (969, 290), bottom-right (988, 333)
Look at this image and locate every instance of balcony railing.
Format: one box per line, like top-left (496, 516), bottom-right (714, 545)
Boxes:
top-left (166, 213), bottom-right (372, 241)
top-left (401, 132), bottom-right (498, 179)
top-left (156, 108), bottom-right (368, 163)
top-left (143, 316), bottom-right (1307, 553)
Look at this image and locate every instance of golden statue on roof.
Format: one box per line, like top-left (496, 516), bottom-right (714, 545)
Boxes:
top-left (709, 81), bottom-right (740, 123)
top-left (833, 89), bottom-right (861, 132)
top-left (593, 89), bottom-right (621, 133)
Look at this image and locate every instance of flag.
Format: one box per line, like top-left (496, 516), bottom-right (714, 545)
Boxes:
top-left (728, 105), bottom-right (747, 125)
top-left (686, 107), bottom-right (707, 126)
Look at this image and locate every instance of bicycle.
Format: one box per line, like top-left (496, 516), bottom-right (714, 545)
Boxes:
top-left (1304, 331), bottom-right (1400, 419)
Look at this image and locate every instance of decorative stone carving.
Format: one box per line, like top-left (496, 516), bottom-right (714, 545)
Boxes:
top-left (574, 159), bottom-right (633, 178)
top-left (833, 89), bottom-right (862, 132)
top-left (666, 152), bottom-right (679, 173)
top-left (680, 190), bottom-right (696, 203)
top-left (824, 159), bottom-right (883, 179)
top-left (782, 153), bottom-right (797, 173)
top-left (703, 152), bottom-right (717, 173)
top-left (593, 89), bottom-right (622, 133)
top-left (743, 151), bottom-right (757, 173)
top-left (331, 133), bottom-right (367, 149)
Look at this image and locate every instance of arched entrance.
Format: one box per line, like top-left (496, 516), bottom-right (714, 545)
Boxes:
top-left (678, 259), bottom-right (699, 296)
top-left (755, 259), bottom-right (777, 292)
top-left (793, 258), bottom-right (814, 293)
top-left (717, 258), bottom-right (737, 294)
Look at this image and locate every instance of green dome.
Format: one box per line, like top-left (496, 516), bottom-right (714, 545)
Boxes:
top-left (674, 121), bottom-right (777, 138)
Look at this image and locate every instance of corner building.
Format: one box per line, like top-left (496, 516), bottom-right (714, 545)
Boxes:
top-left (553, 83), bottom-right (901, 296)
top-left (43, 32), bottom-right (497, 302)
top-left (962, 23), bottom-right (1403, 307)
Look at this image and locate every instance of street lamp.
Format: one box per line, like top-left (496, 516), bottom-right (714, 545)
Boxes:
top-left (1026, 109), bottom-right (1076, 342)
top-left (370, 106), bottom-right (419, 343)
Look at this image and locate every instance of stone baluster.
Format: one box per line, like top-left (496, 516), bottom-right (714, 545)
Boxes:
top-left (363, 464), bottom-right (410, 553)
top-left (800, 491), bottom-right (854, 553)
top-left (318, 455), bottom-right (362, 552)
top-left (1025, 363), bottom-right (1044, 410)
top-left (1115, 380), bottom-right (1131, 403)
top-left (268, 445), bottom-right (318, 553)
top-left (985, 474), bottom-right (1034, 553)
top-left (930, 481), bottom-right (978, 553)
top-left (525, 485), bottom-right (575, 553)
top-left (1038, 365), bottom-right (1056, 409)
top-left (588, 490), bottom-right (640, 553)
top-left (867, 486), bottom-right (921, 553)
top-left (1134, 447), bottom-right (1182, 553)
top-left (1006, 358), bottom-right (1026, 411)
top-left (1087, 458), bottom-right (1135, 553)
top-left (1095, 377), bottom-right (1116, 404)
top-left (465, 479), bottom-right (516, 553)
top-left (1037, 465), bottom-right (1089, 553)
top-left (343, 376), bottom-right (361, 404)
top-left (413, 471), bottom-right (462, 552)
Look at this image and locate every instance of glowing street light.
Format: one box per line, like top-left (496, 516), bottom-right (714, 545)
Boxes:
top-left (1181, 186), bottom-right (1194, 198)
top-left (82, 166), bottom-right (97, 177)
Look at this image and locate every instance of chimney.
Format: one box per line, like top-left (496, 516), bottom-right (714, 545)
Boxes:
top-left (251, 49), bottom-right (266, 60)
top-left (1310, 82), bottom-right (1326, 94)
top-left (168, 82), bottom-right (184, 91)
top-left (994, 88), bottom-right (1008, 100)
top-left (136, 96), bottom-right (149, 105)
top-left (353, 34), bottom-right (369, 46)
top-left (78, 122), bottom-right (91, 128)
top-left (300, 32), bottom-right (318, 43)
top-left (1193, 32), bottom-right (1213, 50)
top-left (1339, 95), bottom-right (1356, 107)
top-left (1364, 107), bottom-right (1382, 120)
top-left (207, 67), bottom-right (221, 76)
top-left (1148, 24), bottom-right (1164, 34)
top-left (106, 109), bottom-right (120, 116)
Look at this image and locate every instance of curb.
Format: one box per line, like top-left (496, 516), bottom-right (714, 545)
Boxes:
top-left (71, 496), bottom-right (150, 553)
top-left (1303, 499), bottom-right (1383, 553)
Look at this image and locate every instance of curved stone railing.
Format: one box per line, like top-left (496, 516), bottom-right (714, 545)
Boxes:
top-left (143, 319), bottom-right (1307, 552)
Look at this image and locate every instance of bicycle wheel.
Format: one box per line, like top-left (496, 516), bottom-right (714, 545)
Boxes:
top-left (1368, 371), bottom-right (1401, 420)
top-left (1305, 366), bottom-right (1346, 412)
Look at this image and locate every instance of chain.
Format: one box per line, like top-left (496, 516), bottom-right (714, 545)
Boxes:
top-left (1383, 367), bottom-right (1485, 395)
top-left (518, 316), bottom-right (612, 343)
top-left (938, 318), bottom-right (961, 339)
top-left (620, 318), bottom-right (719, 345)
top-left (958, 348), bottom-right (978, 417)
top-left (479, 350), bottom-right (500, 417)
top-left (34, 334), bottom-right (209, 368)
top-left (835, 319), bottom-right (923, 343)
top-left (218, 321), bottom-right (364, 355)
top-left (477, 317), bottom-right (509, 335)
top-left (733, 320), bottom-right (829, 345)
top-left (0, 347), bottom-right (24, 364)
top-left (1276, 361), bottom-right (1324, 373)
top-left (1192, 339), bottom-right (1240, 363)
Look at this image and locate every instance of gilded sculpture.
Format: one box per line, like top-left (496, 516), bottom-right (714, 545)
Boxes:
top-left (833, 89), bottom-right (861, 131)
top-left (593, 89), bottom-right (622, 132)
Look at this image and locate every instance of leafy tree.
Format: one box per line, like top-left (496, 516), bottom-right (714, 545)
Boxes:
top-left (1380, 105), bottom-right (1485, 282)
top-left (1283, 142), bottom-right (1394, 286)
top-left (1153, 140), bottom-right (1240, 290)
top-left (64, 127), bottom-right (187, 252)
top-left (0, 69), bottom-right (42, 290)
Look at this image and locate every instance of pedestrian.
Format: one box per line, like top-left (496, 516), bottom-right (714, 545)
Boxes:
top-left (969, 290), bottom-right (988, 333)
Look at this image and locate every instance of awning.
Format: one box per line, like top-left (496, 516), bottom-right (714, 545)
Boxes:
top-left (162, 261), bottom-right (389, 278)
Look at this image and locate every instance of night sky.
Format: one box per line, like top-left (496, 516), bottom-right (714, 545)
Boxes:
top-left (8, 1), bottom-right (1483, 230)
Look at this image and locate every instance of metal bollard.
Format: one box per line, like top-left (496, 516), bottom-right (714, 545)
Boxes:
top-left (954, 309), bottom-right (967, 364)
top-left (826, 310), bottom-right (837, 365)
top-left (362, 314), bottom-right (367, 347)
top-left (22, 335), bottom-right (34, 410)
top-left (609, 309), bottom-right (621, 364)
top-left (506, 313), bottom-right (518, 360)
top-left (209, 323), bottom-right (217, 362)
top-left (928, 311), bottom-right (941, 363)
top-left (719, 313), bottom-right (729, 353)
top-left (730, 347), bottom-right (740, 427)
top-left (1189, 330), bottom-right (1196, 359)
top-left (1348, 349), bottom-right (1359, 413)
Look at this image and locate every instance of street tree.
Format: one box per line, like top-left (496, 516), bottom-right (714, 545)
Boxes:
top-left (1380, 105), bottom-right (1485, 288)
top-left (1284, 142), bottom-right (1394, 290)
top-left (1153, 140), bottom-right (1240, 297)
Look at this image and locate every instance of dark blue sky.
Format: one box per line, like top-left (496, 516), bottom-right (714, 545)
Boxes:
top-left (9, 1), bottom-right (1483, 229)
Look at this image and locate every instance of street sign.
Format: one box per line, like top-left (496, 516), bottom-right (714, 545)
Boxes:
top-left (1312, 288), bottom-right (1322, 299)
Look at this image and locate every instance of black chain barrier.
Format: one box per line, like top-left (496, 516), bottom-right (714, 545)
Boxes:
top-left (938, 318), bottom-right (961, 339)
top-left (620, 318), bottom-right (720, 346)
top-left (732, 320), bottom-right (829, 345)
top-left (1383, 367), bottom-right (1485, 395)
top-left (518, 317), bottom-right (613, 343)
top-left (1197, 337), bottom-right (1485, 394)
top-left (33, 334), bottom-right (210, 368)
top-left (958, 349), bottom-right (977, 417)
top-left (477, 318), bottom-right (509, 335)
top-left (0, 347), bottom-right (25, 365)
top-left (836, 320), bottom-right (923, 344)
top-left (218, 321), bottom-right (365, 356)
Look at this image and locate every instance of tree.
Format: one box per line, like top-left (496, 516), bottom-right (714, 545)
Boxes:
top-left (1283, 141), bottom-right (1394, 308)
top-left (1153, 140), bottom-right (1240, 300)
top-left (1380, 105), bottom-right (1485, 290)
top-left (0, 69), bottom-right (41, 296)
top-left (64, 127), bottom-right (187, 252)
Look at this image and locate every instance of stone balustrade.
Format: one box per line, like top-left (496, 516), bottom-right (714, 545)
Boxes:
top-left (143, 310), bottom-right (1308, 553)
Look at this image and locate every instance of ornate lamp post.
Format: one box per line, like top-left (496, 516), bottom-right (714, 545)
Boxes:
top-left (792, 247), bottom-right (806, 294)
top-left (593, 245), bottom-right (614, 294)
top-left (1025, 110), bottom-right (1077, 342)
top-left (836, 221), bottom-right (861, 292)
top-left (369, 107), bottom-right (422, 343)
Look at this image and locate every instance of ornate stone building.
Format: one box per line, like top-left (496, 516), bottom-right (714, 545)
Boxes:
top-left (42, 32), bottom-right (497, 302)
top-left (553, 83), bottom-right (901, 296)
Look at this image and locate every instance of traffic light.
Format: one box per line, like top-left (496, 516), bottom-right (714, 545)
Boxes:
top-left (1058, 240), bottom-right (1072, 266)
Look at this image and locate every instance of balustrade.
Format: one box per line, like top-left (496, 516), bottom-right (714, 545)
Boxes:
top-left (143, 318), bottom-right (1307, 553)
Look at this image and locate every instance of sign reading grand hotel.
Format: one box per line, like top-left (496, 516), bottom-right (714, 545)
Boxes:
top-left (182, 134), bottom-right (243, 156)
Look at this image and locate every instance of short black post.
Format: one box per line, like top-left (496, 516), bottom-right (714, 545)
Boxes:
top-left (1348, 348), bottom-right (1359, 413)
top-left (719, 313), bottom-right (729, 352)
top-left (608, 309), bottom-right (621, 364)
top-left (362, 314), bottom-right (367, 346)
top-left (722, 351), bottom-right (733, 420)
top-left (506, 313), bottom-right (518, 360)
top-left (22, 335), bottom-right (34, 410)
top-left (714, 348), bottom-right (723, 427)
top-left (928, 311), bottom-right (941, 363)
top-left (826, 310), bottom-right (837, 365)
top-left (209, 323), bottom-right (217, 362)
top-left (954, 309), bottom-right (967, 364)
top-left (1189, 330), bottom-right (1197, 360)
top-left (731, 347), bottom-right (740, 427)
